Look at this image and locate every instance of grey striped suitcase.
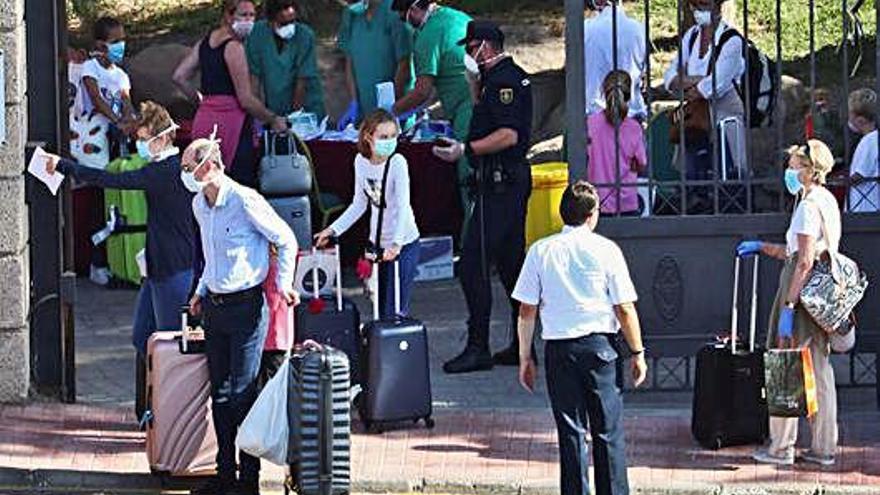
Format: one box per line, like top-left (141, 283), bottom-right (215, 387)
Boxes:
top-left (287, 346), bottom-right (351, 495)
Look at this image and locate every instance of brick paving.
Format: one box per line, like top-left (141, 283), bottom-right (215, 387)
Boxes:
top-left (1, 403), bottom-right (879, 492)
top-left (2, 277), bottom-right (876, 492)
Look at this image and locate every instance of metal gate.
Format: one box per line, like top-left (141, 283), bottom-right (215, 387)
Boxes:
top-left (563, 0), bottom-right (880, 397)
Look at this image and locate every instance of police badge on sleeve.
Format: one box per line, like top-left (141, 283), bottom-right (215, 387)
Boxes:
top-left (499, 88), bottom-right (514, 105)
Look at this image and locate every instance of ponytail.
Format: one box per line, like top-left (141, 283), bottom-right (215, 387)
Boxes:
top-left (601, 70), bottom-right (632, 126)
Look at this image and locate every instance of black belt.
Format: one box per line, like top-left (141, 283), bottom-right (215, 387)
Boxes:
top-left (206, 285), bottom-right (262, 306)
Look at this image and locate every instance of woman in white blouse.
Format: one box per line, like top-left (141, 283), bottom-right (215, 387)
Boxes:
top-left (663, 0), bottom-right (746, 184)
top-left (736, 139), bottom-right (841, 466)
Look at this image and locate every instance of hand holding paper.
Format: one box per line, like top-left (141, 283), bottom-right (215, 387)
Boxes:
top-left (27, 147), bottom-right (65, 195)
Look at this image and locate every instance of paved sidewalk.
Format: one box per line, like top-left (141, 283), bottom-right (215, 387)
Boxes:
top-left (3, 277), bottom-right (874, 493)
top-left (1, 403), bottom-right (879, 493)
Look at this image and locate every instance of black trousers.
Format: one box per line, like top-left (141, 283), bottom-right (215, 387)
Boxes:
top-left (459, 183), bottom-right (530, 351)
top-left (545, 334), bottom-right (630, 495)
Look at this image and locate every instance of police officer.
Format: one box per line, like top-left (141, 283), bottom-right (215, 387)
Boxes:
top-left (433, 20), bottom-right (533, 374)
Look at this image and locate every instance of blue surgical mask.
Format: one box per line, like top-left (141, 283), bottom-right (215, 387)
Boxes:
top-left (275, 23), bottom-right (297, 40)
top-left (348, 0), bottom-right (368, 14)
top-left (374, 137), bottom-right (398, 158)
top-left (784, 168), bottom-right (804, 196)
top-left (135, 140), bottom-right (152, 160)
top-left (107, 41), bottom-right (126, 64)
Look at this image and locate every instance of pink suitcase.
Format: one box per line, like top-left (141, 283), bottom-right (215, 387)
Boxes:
top-left (144, 309), bottom-right (217, 476)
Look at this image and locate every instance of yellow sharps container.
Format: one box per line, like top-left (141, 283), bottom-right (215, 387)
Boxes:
top-left (525, 162), bottom-right (569, 248)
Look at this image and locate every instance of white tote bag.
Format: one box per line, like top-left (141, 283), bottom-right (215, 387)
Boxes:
top-left (235, 358), bottom-right (290, 465)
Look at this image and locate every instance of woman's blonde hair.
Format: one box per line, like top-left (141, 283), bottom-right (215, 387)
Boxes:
top-left (786, 139), bottom-right (834, 185)
top-left (137, 101), bottom-right (175, 138)
top-left (602, 70), bottom-right (631, 126)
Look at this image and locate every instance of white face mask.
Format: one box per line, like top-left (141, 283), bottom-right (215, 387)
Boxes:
top-left (232, 20), bottom-right (254, 38)
top-left (463, 42), bottom-right (485, 75)
top-left (180, 155), bottom-right (210, 193)
top-left (275, 22), bottom-right (296, 40)
top-left (693, 9), bottom-right (712, 27)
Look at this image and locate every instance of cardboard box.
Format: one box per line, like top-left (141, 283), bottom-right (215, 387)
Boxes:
top-left (414, 236), bottom-right (454, 282)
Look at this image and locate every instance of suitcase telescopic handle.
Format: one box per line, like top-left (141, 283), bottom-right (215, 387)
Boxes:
top-left (730, 255), bottom-right (759, 355)
top-left (371, 259), bottom-right (402, 321)
top-left (309, 239), bottom-right (343, 313)
top-left (180, 305), bottom-right (191, 353)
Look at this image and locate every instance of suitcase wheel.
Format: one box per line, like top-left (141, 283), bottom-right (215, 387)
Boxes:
top-left (424, 416), bottom-right (435, 429)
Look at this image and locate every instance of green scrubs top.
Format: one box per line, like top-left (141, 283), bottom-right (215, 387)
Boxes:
top-left (412, 6), bottom-right (472, 139)
top-left (337, 0), bottom-right (414, 117)
top-left (412, 6), bottom-right (474, 234)
top-left (246, 19), bottom-right (326, 119)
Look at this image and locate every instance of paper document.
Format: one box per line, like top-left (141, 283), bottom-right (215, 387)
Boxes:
top-left (27, 147), bottom-right (64, 195)
top-left (376, 82), bottom-right (396, 111)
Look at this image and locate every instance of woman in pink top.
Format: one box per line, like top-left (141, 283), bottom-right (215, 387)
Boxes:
top-left (587, 70), bottom-right (647, 216)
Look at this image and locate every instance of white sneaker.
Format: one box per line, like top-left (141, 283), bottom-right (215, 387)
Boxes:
top-left (800, 450), bottom-right (835, 466)
top-left (753, 448), bottom-right (794, 465)
top-left (89, 265), bottom-right (111, 286)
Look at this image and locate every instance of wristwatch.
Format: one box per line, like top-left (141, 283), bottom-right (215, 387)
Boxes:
top-left (631, 348), bottom-right (646, 356)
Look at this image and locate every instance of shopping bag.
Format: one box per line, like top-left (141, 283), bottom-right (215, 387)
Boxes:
top-left (236, 358), bottom-right (290, 465)
top-left (764, 341), bottom-right (818, 418)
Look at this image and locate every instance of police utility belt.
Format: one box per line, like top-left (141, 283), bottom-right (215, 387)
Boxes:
top-left (467, 154), bottom-right (520, 195)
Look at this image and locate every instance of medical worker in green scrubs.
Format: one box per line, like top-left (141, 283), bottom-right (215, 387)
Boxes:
top-left (390, 0), bottom-right (474, 228)
top-left (337, 0), bottom-right (415, 129)
top-left (246, 0), bottom-right (325, 119)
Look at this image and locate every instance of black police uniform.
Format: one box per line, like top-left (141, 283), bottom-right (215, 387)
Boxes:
top-left (444, 56), bottom-right (533, 373)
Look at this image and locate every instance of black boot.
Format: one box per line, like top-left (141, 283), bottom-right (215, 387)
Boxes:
top-left (443, 345), bottom-right (493, 374)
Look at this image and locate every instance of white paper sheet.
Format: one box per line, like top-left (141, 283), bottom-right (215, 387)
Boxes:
top-left (27, 147), bottom-right (65, 195)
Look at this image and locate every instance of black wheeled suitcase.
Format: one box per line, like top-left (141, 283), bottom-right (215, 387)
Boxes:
top-left (295, 244), bottom-right (362, 383)
top-left (287, 343), bottom-right (351, 495)
top-left (358, 261), bottom-right (434, 433)
top-left (692, 255), bottom-right (769, 449)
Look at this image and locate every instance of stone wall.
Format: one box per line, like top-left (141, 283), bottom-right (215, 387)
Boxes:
top-left (0, 0), bottom-right (30, 403)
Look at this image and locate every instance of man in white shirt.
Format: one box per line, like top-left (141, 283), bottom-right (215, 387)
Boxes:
top-left (847, 88), bottom-right (879, 213)
top-left (583, 0), bottom-right (646, 120)
top-left (513, 181), bottom-right (647, 495)
top-left (182, 137), bottom-right (298, 495)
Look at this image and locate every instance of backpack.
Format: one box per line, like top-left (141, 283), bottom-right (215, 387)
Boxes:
top-left (687, 27), bottom-right (778, 128)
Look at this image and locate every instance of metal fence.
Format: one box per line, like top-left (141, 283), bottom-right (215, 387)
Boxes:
top-left (567, 0), bottom-right (880, 217)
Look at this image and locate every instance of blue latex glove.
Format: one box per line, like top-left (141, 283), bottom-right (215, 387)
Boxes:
top-left (336, 100), bottom-right (359, 131)
top-left (736, 240), bottom-right (763, 257)
top-left (777, 306), bottom-right (795, 339)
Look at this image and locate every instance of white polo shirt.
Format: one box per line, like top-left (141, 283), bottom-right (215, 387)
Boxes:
top-left (512, 224), bottom-right (638, 340)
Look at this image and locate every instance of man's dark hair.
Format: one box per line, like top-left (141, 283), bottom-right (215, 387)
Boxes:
top-left (487, 39), bottom-right (504, 52)
top-left (559, 181), bottom-right (599, 226)
top-left (92, 16), bottom-right (122, 43)
top-left (264, 0), bottom-right (298, 20)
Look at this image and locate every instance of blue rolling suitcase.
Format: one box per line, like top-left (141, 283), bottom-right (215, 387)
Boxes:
top-left (358, 262), bottom-right (434, 433)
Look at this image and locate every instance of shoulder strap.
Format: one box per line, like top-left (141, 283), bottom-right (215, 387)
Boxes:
top-left (687, 28), bottom-right (699, 54)
top-left (372, 153), bottom-right (396, 250)
top-left (709, 28), bottom-right (741, 69)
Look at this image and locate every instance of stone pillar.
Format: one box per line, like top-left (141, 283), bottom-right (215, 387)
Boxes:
top-left (0, 0), bottom-right (30, 403)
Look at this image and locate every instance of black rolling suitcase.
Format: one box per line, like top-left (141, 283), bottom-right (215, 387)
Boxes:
top-left (295, 244), bottom-right (362, 384)
top-left (692, 254), bottom-right (769, 449)
top-left (287, 343), bottom-right (351, 495)
top-left (358, 261), bottom-right (434, 433)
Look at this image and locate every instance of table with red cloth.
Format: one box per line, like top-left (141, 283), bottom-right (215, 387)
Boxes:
top-left (305, 140), bottom-right (462, 264)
